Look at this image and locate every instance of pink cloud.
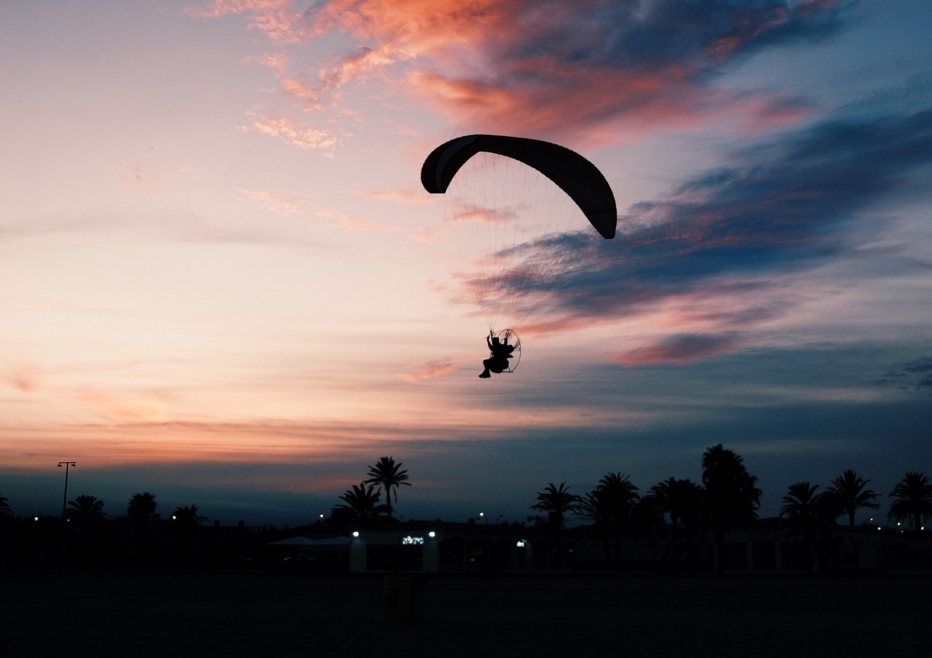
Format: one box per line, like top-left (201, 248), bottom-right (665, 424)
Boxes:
top-left (363, 188), bottom-right (434, 206)
top-left (311, 205), bottom-right (396, 232)
top-left (612, 334), bottom-right (742, 366)
top-left (236, 188), bottom-right (307, 215)
top-left (192, 0), bottom-right (311, 43)
top-left (197, 0), bottom-right (839, 146)
top-left (4, 362), bottom-right (43, 392)
top-left (401, 358), bottom-right (457, 383)
top-left (240, 115), bottom-right (338, 150)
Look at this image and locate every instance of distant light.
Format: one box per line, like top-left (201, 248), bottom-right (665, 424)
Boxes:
top-left (352, 531), bottom-right (359, 538)
top-left (479, 512), bottom-right (484, 517)
top-left (428, 531), bottom-right (436, 538)
top-left (516, 541), bottom-right (525, 548)
top-left (869, 518), bottom-right (873, 522)
top-left (34, 516), bottom-right (39, 521)
top-left (897, 522), bottom-right (901, 526)
top-left (922, 527), bottom-right (926, 531)
top-left (401, 536), bottom-right (424, 545)
top-left (877, 527), bottom-right (882, 530)
top-left (172, 515), bottom-right (177, 520)
top-left (319, 514), bottom-right (325, 519)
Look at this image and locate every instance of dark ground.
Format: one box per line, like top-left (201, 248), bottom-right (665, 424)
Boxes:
top-left (1, 571), bottom-right (928, 657)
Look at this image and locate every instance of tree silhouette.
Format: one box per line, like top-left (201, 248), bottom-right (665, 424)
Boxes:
top-left (171, 505), bottom-right (206, 568)
top-left (827, 470), bottom-right (879, 528)
top-left (779, 482), bottom-right (822, 574)
top-left (531, 482), bottom-right (582, 569)
top-left (631, 494), bottom-right (664, 560)
top-left (887, 471), bottom-right (932, 533)
top-left (67, 495), bottom-right (105, 568)
top-left (365, 457), bottom-right (410, 521)
top-left (578, 489), bottom-right (611, 560)
top-left (594, 472), bottom-right (639, 561)
top-left (68, 495), bottom-right (104, 523)
top-left (0, 493), bottom-right (11, 572)
top-left (651, 477), bottom-right (703, 566)
top-left (336, 482), bottom-right (383, 523)
top-left (701, 444), bottom-right (761, 574)
top-left (127, 492), bottom-right (157, 564)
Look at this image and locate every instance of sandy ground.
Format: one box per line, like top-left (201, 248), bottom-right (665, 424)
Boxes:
top-left (1, 571), bottom-right (928, 657)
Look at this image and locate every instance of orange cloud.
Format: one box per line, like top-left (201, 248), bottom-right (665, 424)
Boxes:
top-left (236, 188), bottom-right (307, 215)
top-left (193, 0), bottom-right (311, 43)
top-left (311, 205), bottom-right (395, 232)
top-left (241, 115), bottom-right (337, 150)
top-left (364, 188), bottom-right (434, 206)
top-left (74, 389), bottom-right (168, 421)
top-left (4, 362), bottom-right (43, 392)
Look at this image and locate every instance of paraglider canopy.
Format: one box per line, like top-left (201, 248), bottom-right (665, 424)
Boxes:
top-left (421, 134), bottom-right (617, 240)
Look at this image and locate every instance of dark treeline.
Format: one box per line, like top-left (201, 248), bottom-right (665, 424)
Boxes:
top-left (1, 446), bottom-right (930, 573)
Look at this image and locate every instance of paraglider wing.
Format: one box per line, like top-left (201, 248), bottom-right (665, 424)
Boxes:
top-left (421, 134), bottom-right (617, 239)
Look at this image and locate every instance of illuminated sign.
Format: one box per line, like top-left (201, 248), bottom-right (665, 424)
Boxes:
top-left (401, 536), bottom-right (424, 545)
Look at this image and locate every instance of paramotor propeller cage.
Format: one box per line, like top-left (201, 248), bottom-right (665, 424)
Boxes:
top-left (495, 329), bottom-right (521, 373)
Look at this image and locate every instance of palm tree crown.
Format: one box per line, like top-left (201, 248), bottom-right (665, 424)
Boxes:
top-left (827, 470), bottom-right (879, 528)
top-left (172, 505), bottom-right (206, 526)
top-left (780, 482), bottom-right (821, 526)
top-left (337, 482), bottom-right (382, 522)
top-left (651, 477), bottom-right (703, 530)
top-left (887, 471), bottom-right (932, 532)
top-left (127, 492), bottom-right (157, 523)
top-left (365, 457), bottom-right (411, 520)
top-left (68, 495), bottom-right (105, 524)
top-left (530, 482), bottom-right (582, 528)
top-left (0, 493), bottom-right (12, 521)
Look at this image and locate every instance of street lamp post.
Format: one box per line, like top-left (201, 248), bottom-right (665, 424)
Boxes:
top-left (57, 461), bottom-right (76, 566)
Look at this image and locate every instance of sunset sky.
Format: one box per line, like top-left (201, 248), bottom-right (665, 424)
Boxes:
top-left (2, 0), bottom-right (931, 526)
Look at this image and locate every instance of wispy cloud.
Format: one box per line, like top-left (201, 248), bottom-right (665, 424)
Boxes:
top-left (3, 361), bottom-right (43, 392)
top-left (401, 358), bottom-right (456, 383)
top-left (310, 205), bottom-right (395, 232)
top-left (478, 108), bottom-right (932, 338)
top-left (612, 333), bottom-right (743, 366)
top-left (876, 356), bottom-right (932, 391)
top-left (363, 188), bottom-right (434, 206)
top-left (200, 0), bottom-right (848, 144)
top-left (240, 115), bottom-right (338, 151)
top-left (236, 188), bottom-right (307, 216)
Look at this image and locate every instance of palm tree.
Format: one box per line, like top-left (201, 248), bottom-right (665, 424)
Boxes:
top-left (336, 482), bottom-right (383, 523)
top-left (595, 472), bottom-right (640, 561)
top-left (887, 471), bottom-right (932, 533)
top-left (779, 482), bottom-right (821, 574)
top-left (171, 505), bottom-right (206, 568)
top-left (530, 482), bottom-right (582, 569)
top-left (365, 457), bottom-right (411, 521)
top-left (67, 495), bottom-right (105, 568)
top-left (127, 492), bottom-right (157, 563)
top-left (827, 470), bottom-right (879, 528)
top-left (578, 489), bottom-right (611, 560)
top-left (0, 493), bottom-right (12, 572)
top-left (701, 444), bottom-right (762, 574)
top-left (68, 495), bottom-right (104, 523)
top-left (631, 495), bottom-right (664, 560)
top-left (651, 477), bottom-right (703, 565)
